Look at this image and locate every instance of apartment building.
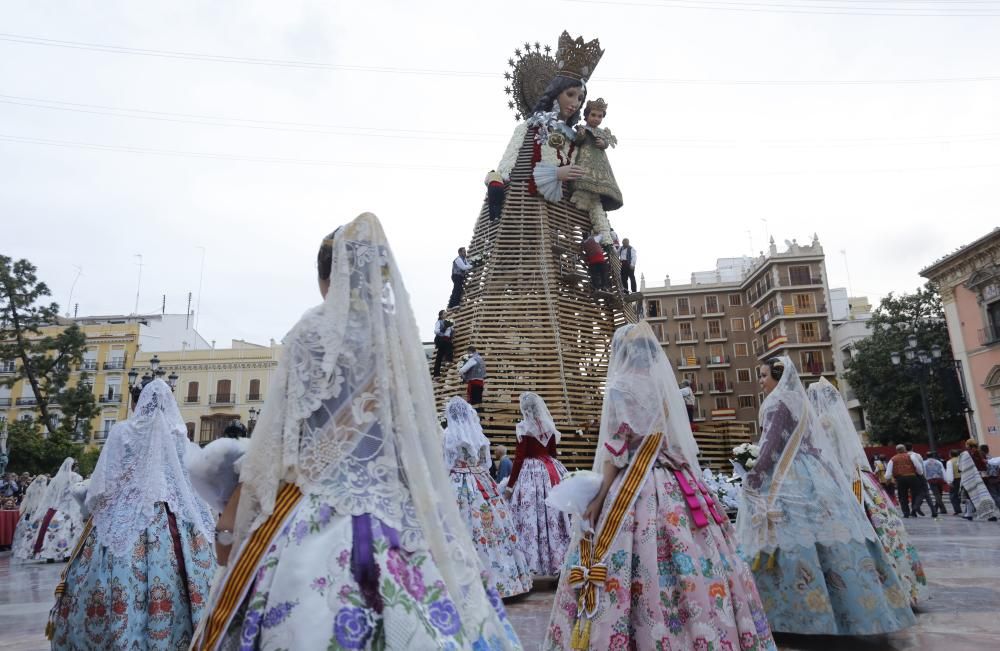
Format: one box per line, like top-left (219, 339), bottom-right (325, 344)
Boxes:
top-left (641, 236), bottom-right (836, 433)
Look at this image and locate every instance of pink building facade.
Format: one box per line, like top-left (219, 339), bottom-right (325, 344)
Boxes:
top-left (921, 228), bottom-right (1000, 450)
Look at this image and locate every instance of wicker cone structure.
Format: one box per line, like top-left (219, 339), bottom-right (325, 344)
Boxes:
top-left (432, 130), bottom-right (637, 470)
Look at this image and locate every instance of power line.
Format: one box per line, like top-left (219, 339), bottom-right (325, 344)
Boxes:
top-left (2, 132), bottom-right (998, 176)
top-left (562, 0), bottom-right (1000, 16)
top-left (5, 92), bottom-right (1000, 148)
top-left (2, 33), bottom-right (999, 85)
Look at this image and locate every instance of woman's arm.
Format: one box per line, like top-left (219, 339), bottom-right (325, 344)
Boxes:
top-left (506, 438), bottom-right (529, 492)
top-left (215, 483), bottom-right (242, 566)
top-left (581, 459), bottom-right (622, 527)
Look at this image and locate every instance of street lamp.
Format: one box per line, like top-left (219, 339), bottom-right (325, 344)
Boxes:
top-left (248, 407), bottom-right (259, 434)
top-left (167, 371), bottom-right (179, 391)
top-left (149, 355), bottom-right (161, 375)
top-left (891, 337), bottom-right (938, 453)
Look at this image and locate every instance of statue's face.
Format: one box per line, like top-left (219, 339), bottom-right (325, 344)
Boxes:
top-left (557, 86), bottom-right (583, 120)
top-left (586, 109), bottom-right (605, 128)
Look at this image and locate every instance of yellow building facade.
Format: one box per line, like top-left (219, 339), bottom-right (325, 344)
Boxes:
top-left (134, 340), bottom-right (281, 444)
top-left (1, 321), bottom-right (141, 444)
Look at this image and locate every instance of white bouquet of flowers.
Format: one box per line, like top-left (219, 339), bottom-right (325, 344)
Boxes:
top-left (545, 470), bottom-right (602, 531)
top-left (730, 442), bottom-right (761, 479)
top-left (701, 468), bottom-right (743, 512)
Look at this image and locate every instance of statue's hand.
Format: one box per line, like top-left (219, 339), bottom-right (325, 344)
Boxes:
top-left (556, 165), bottom-right (585, 181)
top-left (595, 137), bottom-right (608, 150)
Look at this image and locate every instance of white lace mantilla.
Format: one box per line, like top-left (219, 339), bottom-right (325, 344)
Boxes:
top-left (86, 380), bottom-right (215, 557)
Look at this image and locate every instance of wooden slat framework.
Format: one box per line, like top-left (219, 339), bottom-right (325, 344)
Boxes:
top-left (432, 131), bottom-right (636, 469)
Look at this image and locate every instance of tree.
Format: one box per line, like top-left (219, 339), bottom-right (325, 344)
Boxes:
top-left (845, 282), bottom-right (969, 445)
top-left (4, 418), bottom-right (82, 476)
top-left (0, 255), bottom-right (97, 437)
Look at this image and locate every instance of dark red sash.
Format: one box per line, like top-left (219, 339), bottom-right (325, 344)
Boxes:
top-left (33, 508), bottom-right (57, 554)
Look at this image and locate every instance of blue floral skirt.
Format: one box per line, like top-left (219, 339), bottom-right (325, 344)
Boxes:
top-left (751, 538), bottom-right (916, 635)
top-left (50, 503), bottom-right (215, 650)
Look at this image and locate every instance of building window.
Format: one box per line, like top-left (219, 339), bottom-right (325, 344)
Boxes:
top-left (681, 346), bottom-right (697, 365)
top-left (729, 294), bottom-right (742, 306)
top-left (793, 293), bottom-right (816, 313)
top-left (248, 379), bottom-right (262, 401)
top-left (186, 381), bottom-right (200, 403)
top-left (731, 317), bottom-right (746, 332)
top-left (751, 338), bottom-right (760, 354)
top-left (705, 295), bottom-right (720, 313)
top-left (708, 345), bottom-right (725, 364)
top-left (738, 395), bottom-right (756, 409)
top-left (100, 418), bottom-right (116, 438)
top-left (707, 319), bottom-right (722, 339)
top-left (199, 419), bottom-right (214, 443)
top-left (215, 379), bottom-right (233, 404)
top-left (734, 343), bottom-right (749, 357)
top-left (186, 422), bottom-right (195, 441)
top-left (679, 322), bottom-right (694, 340)
top-left (736, 368), bottom-right (752, 383)
top-left (650, 322), bottom-right (665, 342)
top-left (797, 321), bottom-right (819, 343)
top-left (682, 371), bottom-right (698, 392)
top-left (788, 265), bottom-right (813, 285)
top-left (647, 299), bottom-right (660, 317)
top-left (676, 297), bottom-right (691, 316)
top-left (714, 396), bottom-right (730, 410)
top-left (800, 351), bottom-right (824, 374)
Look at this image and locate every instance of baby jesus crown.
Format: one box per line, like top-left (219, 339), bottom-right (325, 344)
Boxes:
top-left (555, 31), bottom-right (604, 82)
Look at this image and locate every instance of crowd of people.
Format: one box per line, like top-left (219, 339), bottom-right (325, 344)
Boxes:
top-left (1, 212), bottom-right (998, 651)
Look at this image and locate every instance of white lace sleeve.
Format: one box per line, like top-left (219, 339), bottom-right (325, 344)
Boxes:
top-left (533, 163), bottom-right (562, 202)
top-left (497, 122), bottom-right (529, 180)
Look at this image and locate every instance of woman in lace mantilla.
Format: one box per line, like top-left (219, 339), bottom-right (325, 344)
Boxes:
top-left (544, 323), bottom-right (775, 651)
top-left (48, 379), bottom-right (216, 649)
top-left (736, 358), bottom-right (916, 635)
top-left (444, 396), bottom-right (532, 598)
top-left (30, 457), bottom-right (84, 563)
top-left (504, 392), bottom-right (572, 576)
top-left (196, 214), bottom-right (520, 650)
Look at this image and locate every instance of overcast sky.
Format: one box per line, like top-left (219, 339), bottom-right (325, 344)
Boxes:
top-left (2, 1), bottom-right (997, 346)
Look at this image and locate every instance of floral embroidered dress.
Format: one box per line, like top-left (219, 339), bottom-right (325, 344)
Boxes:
top-left (738, 360), bottom-right (916, 635)
top-left (199, 214), bottom-right (519, 650)
top-left (445, 397), bottom-right (533, 598)
top-left (33, 458), bottom-right (84, 562)
top-left (507, 392), bottom-right (572, 576)
top-left (49, 380), bottom-right (217, 650)
top-left (545, 323), bottom-right (775, 651)
top-left (12, 476), bottom-right (48, 561)
top-left (807, 379), bottom-right (926, 607)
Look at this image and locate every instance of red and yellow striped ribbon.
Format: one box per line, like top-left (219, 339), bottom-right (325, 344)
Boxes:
top-left (194, 483), bottom-right (303, 651)
top-left (570, 432), bottom-right (662, 649)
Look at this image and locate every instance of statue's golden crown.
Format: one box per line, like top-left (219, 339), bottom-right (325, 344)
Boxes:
top-left (555, 31), bottom-right (604, 82)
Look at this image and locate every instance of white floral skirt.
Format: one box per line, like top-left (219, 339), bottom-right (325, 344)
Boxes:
top-left (508, 457), bottom-right (571, 575)
top-left (450, 464), bottom-right (533, 598)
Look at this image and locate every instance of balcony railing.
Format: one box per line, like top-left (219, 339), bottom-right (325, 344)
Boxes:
top-left (15, 397), bottom-right (37, 406)
top-left (706, 355), bottom-right (731, 366)
top-left (0, 398), bottom-right (10, 407)
top-left (709, 381), bottom-right (734, 394)
top-left (80, 360), bottom-right (98, 371)
top-left (979, 325), bottom-right (1000, 346)
top-left (210, 393), bottom-right (236, 405)
top-left (99, 394), bottom-right (122, 403)
top-left (673, 306), bottom-right (696, 318)
top-left (704, 329), bottom-right (728, 341)
top-left (184, 395), bottom-right (200, 404)
top-left (783, 275), bottom-right (823, 287)
top-left (103, 360), bottom-right (126, 370)
top-left (247, 393), bottom-right (263, 402)
top-left (0, 362), bottom-right (15, 374)
top-left (701, 304), bottom-right (725, 316)
top-left (800, 361), bottom-right (836, 375)
top-left (677, 356), bottom-right (701, 368)
top-left (95, 429), bottom-right (112, 440)
top-left (674, 331), bottom-right (699, 344)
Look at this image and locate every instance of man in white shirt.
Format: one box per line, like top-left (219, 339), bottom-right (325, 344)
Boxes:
top-left (619, 238), bottom-right (638, 294)
top-left (448, 247), bottom-right (473, 309)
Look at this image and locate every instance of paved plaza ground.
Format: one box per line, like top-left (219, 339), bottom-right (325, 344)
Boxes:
top-left (2, 518), bottom-right (998, 649)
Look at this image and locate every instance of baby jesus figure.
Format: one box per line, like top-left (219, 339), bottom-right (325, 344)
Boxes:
top-left (571, 97), bottom-right (622, 241)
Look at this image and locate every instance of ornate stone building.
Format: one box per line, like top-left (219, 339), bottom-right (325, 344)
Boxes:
top-left (134, 340), bottom-right (281, 444)
top-left (920, 227), bottom-right (1000, 449)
